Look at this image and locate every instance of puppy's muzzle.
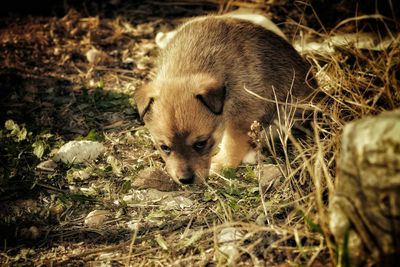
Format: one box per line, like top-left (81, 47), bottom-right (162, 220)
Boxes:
top-left (178, 169), bottom-right (195, 184)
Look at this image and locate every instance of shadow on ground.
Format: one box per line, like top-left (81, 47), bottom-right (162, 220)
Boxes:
top-left (0, 66), bottom-right (137, 247)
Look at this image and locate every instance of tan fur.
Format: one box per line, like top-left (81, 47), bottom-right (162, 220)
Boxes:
top-left (134, 16), bottom-right (317, 184)
top-left (211, 123), bottom-right (251, 172)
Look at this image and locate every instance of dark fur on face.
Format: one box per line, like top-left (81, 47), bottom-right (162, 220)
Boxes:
top-left (134, 16), bottom-right (318, 183)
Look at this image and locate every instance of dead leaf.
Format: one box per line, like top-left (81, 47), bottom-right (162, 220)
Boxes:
top-left (84, 210), bottom-right (110, 228)
top-left (132, 168), bottom-right (179, 191)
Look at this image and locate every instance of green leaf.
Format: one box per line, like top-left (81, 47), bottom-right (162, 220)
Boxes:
top-left (5, 120), bottom-right (17, 131)
top-left (155, 234), bottom-right (169, 250)
top-left (32, 140), bottom-right (45, 159)
top-left (97, 79), bottom-right (105, 89)
top-left (203, 191), bottom-right (215, 202)
top-left (5, 119), bottom-right (28, 142)
top-left (16, 127), bottom-right (27, 142)
top-left (222, 168), bottom-right (236, 179)
top-left (300, 210), bottom-right (323, 234)
top-left (83, 129), bottom-right (104, 141)
top-left (121, 180), bottom-right (132, 193)
top-left (244, 167), bottom-right (257, 180)
top-left (107, 155), bottom-right (123, 176)
top-left (184, 230), bottom-right (203, 247)
top-left (341, 229), bottom-right (351, 267)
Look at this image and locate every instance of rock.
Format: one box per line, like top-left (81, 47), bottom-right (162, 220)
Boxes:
top-left (20, 226), bottom-right (40, 240)
top-left (294, 32), bottom-right (395, 54)
top-left (123, 189), bottom-right (193, 210)
top-left (162, 195), bottom-right (194, 210)
top-left (50, 204), bottom-right (64, 215)
top-left (86, 48), bottom-right (109, 65)
top-left (84, 210), bottom-right (110, 228)
top-left (15, 199), bottom-right (38, 211)
top-left (36, 159), bottom-right (58, 172)
top-left (68, 168), bottom-right (91, 181)
top-left (53, 141), bottom-right (104, 164)
top-left (258, 164), bottom-right (284, 194)
top-left (217, 227), bottom-right (243, 264)
top-left (255, 213), bottom-right (268, 226)
top-left (219, 227), bottom-right (243, 243)
top-left (126, 221), bottom-right (140, 231)
top-left (329, 110), bottom-right (400, 266)
top-left (132, 168), bottom-right (179, 191)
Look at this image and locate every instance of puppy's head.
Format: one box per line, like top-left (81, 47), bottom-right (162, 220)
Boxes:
top-left (134, 73), bottom-right (225, 184)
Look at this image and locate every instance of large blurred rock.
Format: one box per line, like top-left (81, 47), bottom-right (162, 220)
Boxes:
top-left (329, 110), bottom-right (400, 266)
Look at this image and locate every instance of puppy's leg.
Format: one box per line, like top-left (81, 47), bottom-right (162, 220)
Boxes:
top-left (210, 126), bottom-right (251, 173)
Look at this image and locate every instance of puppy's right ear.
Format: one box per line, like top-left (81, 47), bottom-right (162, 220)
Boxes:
top-left (195, 77), bottom-right (226, 115)
top-left (134, 83), bottom-right (156, 120)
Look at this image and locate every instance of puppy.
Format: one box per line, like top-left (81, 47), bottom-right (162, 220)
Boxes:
top-left (134, 16), bottom-right (317, 184)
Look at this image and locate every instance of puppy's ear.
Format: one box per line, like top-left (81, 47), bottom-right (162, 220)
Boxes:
top-left (196, 77), bottom-right (226, 115)
top-left (134, 83), bottom-right (157, 120)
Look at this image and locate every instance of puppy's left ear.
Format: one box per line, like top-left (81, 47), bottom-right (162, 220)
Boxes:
top-left (134, 82), bottom-right (157, 120)
top-left (196, 78), bottom-right (226, 115)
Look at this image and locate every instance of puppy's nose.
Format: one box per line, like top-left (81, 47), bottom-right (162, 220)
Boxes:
top-left (178, 171), bottom-right (195, 184)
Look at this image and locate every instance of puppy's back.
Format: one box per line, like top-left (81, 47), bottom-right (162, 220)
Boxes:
top-left (157, 16), bottom-right (317, 126)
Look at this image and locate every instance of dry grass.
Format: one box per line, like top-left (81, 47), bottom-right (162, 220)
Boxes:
top-left (274, 14), bottom-right (400, 266)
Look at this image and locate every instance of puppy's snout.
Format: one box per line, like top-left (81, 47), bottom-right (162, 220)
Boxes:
top-left (178, 170), bottom-right (195, 184)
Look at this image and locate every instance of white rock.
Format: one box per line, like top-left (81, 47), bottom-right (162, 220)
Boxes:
top-left (218, 227), bottom-right (243, 263)
top-left (84, 210), bottom-right (110, 228)
top-left (162, 195), bottom-right (194, 210)
top-left (72, 169), bottom-right (91, 180)
top-left (86, 48), bottom-right (108, 65)
top-left (20, 226), bottom-right (41, 240)
top-left (123, 189), bottom-right (194, 210)
top-left (36, 159), bottom-right (58, 171)
top-left (219, 245), bottom-right (239, 262)
top-left (53, 141), bottom-right (104, 164)
top-left (126, 221), bottom-right (140, 231)
top-left (259, 164), bottom-right (284, 193)
top-left (219, 227), bottom-right (243, 243)
top-left (294, 32), bottom-right (395, 54)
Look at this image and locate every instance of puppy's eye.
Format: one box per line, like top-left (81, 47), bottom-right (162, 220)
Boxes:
top-left (160, 144), bottom-right (171, 155)
top-left (193, 140), bottom-right (207, 152)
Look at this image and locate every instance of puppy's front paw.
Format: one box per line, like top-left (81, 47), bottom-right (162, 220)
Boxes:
top-left (210, 153), bottom-right (240, 174)
top-left (210, 157), bottom-right (225, 174)
top-left (242, 149), bottom-right (257, 164)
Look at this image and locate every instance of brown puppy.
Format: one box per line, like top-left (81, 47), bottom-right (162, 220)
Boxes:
top-left (134, 16), bottom-right (317, 184)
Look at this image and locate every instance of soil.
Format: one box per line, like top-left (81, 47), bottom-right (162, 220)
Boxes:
top-left (0, 0), bottom-right (398, 266)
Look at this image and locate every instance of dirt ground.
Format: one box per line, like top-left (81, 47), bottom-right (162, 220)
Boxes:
top-left (0, 1), bottom-right (399, 266)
